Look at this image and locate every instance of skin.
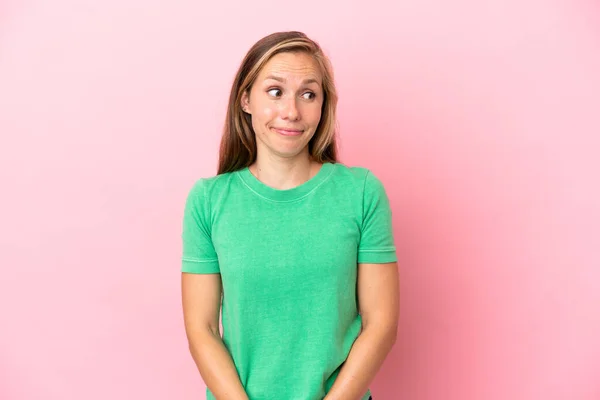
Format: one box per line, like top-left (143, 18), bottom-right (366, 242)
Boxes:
top-left (241, 51), bottom-right (324, 189)
top-left (182, 51), bottom-right (399, 400)
top-left (323, 261), bottom-right (399, 400)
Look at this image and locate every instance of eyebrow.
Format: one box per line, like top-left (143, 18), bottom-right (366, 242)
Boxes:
top-left (264, 75), bottom-right (320, 85)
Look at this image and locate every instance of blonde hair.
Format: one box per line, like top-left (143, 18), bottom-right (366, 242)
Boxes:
top-left (218, 31), bottom-right (339, 174)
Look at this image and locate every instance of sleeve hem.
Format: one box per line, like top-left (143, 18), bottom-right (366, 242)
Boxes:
top-left (182, 259), bottom-right (220, 273)
top-left (358, 248), bottom-right (397, 264)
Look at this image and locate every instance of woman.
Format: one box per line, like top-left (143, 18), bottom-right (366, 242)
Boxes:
top-left (181, 31), bottom-right (399, 400)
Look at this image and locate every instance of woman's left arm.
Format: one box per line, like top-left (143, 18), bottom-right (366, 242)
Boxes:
top-left (324, 261), bottom-right (399, 400)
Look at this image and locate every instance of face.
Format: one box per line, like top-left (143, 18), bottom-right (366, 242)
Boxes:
top-left (241, 51), bottom-right (324, 161)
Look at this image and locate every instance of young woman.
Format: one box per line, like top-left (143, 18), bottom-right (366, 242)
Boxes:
top-left (181, 31), bottom-right (399, 400)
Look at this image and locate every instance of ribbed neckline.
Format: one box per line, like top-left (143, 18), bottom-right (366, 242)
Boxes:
top-left (236, 162), bottom-right (334, 202)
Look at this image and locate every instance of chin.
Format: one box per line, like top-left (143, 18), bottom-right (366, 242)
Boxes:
top-left (273, 146), bottom-right (309, 159)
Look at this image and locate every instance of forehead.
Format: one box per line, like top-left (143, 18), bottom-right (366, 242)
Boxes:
top-left (258, 52), bottom-right (322, 82)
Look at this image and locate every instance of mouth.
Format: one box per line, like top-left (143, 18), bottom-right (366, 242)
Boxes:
top-left (272, 127), bottom-right (304, 137)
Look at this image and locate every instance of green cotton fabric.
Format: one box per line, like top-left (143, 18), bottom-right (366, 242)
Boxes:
top-left (181, 162), bottom-right (396, 400)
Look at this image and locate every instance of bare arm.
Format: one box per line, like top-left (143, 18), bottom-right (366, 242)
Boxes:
top-left (324, 262), bottom-right (399, 400)
top-left (182, 272), bottom-right (248, 400)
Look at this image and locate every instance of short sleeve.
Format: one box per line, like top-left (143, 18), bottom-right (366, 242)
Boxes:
top-left (181, 179), bottom-right (220, 273)
top-left (358, 171), bottom-right (397, 264)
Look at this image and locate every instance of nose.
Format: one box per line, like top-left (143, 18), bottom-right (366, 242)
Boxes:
top-left (281, 97), bottom-right (300, 121)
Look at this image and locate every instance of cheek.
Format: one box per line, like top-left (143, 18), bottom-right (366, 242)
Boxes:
top-left (251, 104), bottom-right (276, 132)
top-left (308, 105), bottom-right (323, 125)
top-left (262, 107), bottom-right (276, 118)
top-left (253, 104), bottom-right (276, 124)
top-left (252, 105), bottom-right (277, 134)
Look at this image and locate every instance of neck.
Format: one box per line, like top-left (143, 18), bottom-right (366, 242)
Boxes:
top-left (249, 152), bottom-right (320, 190)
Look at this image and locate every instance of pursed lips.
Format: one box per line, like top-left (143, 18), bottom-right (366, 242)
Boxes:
top-left (272, 127), bottom-right (304, 136)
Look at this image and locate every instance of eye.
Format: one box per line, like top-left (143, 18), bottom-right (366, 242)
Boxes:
top-left (267, 88), bottom-right (282, 97)
top-left (302, 91), bottom-right (316, 100)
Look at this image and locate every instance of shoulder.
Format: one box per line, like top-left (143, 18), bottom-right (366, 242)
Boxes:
top-left (186, 170), bottom-right (238, 199)
top-left (184, 171), bottom-right (240, 223)
top-left (330, 162), bottom-right (385, 192)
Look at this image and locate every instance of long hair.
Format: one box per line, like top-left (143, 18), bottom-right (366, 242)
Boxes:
top-left (217, 31), bottom-right (339, 175)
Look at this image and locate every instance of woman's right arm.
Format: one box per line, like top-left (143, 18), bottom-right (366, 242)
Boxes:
top-left (182, 272), bottom-right (248, 400)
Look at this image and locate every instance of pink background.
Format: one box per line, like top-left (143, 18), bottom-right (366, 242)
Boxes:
top-left (1, 0), bottom-right (599, 399)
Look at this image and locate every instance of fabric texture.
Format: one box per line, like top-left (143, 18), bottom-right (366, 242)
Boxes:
top-left (182, 162), bottom-right (396, 400)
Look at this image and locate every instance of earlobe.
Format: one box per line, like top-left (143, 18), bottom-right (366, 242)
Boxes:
top-left (241, 92), bottom-right (251, 114)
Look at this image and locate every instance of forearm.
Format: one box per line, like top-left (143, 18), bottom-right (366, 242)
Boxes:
top-left (324, 325), bottom-right (396, 400)
top-left (187, 329), bottom-right (248, 400)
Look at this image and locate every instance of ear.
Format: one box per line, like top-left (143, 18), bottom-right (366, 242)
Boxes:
top-left (240, 91), bottom-right (251, 115)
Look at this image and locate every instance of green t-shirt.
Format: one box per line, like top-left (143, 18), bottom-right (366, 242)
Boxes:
top-left (181, 162), bottom-right (396, 400)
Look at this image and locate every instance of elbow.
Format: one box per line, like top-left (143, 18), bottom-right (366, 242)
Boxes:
top-left (379, 322), bottom-right (398, 347)
top-left (185, 324), bottom-right (221, 350)
top-left (387, 324), bottom-right (398, 346)
top-left (362, 318), bottom-right (398, 348)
